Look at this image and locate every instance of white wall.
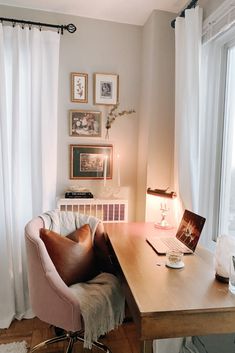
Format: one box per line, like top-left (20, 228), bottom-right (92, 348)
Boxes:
top-left (137, 10), bottom-right (175, 222)
top-left (57, 16), bottom-right (142, 222)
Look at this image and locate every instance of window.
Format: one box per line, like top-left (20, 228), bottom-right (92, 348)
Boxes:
top-left (219, 42), bottom-right (235, 236)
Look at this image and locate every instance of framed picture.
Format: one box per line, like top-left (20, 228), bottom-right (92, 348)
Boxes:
top-left (71, 72), bottom-right (88, 103)
top-left (94, 73), bottom-right (119, 105)
top-left (69, 110), bottom-right (102, 137)
top-left (70, 144), bottom-right (113, 180)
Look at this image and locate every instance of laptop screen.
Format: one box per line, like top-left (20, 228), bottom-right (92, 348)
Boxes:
top-left (176, 210), bottom-right (206, 252)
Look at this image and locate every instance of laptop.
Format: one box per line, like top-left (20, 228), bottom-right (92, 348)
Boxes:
top-left (146, 209), bottom-right (206, 254)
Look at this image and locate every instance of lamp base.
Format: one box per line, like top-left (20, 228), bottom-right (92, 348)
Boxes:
top-left (154, 222), bottom-right (174, 230)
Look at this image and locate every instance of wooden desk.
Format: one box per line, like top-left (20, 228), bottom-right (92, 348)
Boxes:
top-left (105, 222), bottom-right (235, 352)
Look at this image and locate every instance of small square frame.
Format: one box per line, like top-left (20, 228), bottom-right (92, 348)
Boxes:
top-left (94, 73), bottom-right (119, 105)
top-left (70, 144), bottom-right (113, 180)
top-left (69, 110), bottom-right (102, 137)
top-left (71, 72), bottom-right (88, 103)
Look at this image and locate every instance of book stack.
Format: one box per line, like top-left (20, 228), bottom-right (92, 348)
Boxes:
top-left (65, 191), bottom-right (94, 199)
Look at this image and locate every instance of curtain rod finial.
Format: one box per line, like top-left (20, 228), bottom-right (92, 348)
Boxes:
top-left (65, 23), bottom-right (77, 33)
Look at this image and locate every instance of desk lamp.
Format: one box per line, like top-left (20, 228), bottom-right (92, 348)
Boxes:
top-left (147, 187), bottom-right (177, 229)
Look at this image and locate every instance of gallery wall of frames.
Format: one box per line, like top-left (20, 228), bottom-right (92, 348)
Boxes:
top-left (69, 72), bottom-right (119, 182)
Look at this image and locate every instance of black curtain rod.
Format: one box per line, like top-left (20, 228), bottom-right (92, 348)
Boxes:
top-left (0, 17), bottom-right (77, 34)
top-left (171, 0), bottom-right (198, 28)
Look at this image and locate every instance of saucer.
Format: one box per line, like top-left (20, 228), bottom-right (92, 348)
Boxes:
top-left (166, 261), bottom-right (185, 269)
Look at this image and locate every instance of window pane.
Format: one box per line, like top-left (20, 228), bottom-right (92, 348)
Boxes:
top-left (219, 45), bottom-right (235, 236)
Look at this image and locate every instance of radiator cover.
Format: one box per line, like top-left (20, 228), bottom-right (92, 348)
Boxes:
top-left (57, 198), bottom-right (128, 223)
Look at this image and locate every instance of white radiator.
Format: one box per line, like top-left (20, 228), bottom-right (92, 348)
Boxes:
top-left (56, 198), bottom-right (128, 223)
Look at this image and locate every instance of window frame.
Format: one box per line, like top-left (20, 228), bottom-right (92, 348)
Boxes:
top-left (199, 27), bottom-right (235, 249)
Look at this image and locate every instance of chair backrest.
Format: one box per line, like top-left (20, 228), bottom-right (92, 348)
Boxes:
top-left (25, 214), bottom-right (83, 332)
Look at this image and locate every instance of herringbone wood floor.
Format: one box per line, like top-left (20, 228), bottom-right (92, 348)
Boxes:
top-left (0, 317), bottom-right (139, 353)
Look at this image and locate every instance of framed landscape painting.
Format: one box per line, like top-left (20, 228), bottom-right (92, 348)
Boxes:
top-left (70, 144), bottom-right (113, 180)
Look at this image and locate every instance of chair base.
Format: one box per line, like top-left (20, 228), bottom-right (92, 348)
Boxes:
top-left (30, 331), bottom-right (111, 353)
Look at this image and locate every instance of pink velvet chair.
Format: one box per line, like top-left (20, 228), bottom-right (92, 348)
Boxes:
top-left (25, 214), bottom-right (113, 353)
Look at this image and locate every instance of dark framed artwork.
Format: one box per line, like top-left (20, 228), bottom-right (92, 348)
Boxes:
top-left (70, 144), bottom-right (113, 180)
top-left (69, 110), bottom-right (102, 137)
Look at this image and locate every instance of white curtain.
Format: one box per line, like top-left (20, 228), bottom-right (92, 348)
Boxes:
top-left (197, 39), bottom-right (223, 249)
top-left (0, 24), bottom-right (60, 328)
top-left (174, 6), bottom-right (202, 212)
top-left (153, 6), bottom-right (203, 353)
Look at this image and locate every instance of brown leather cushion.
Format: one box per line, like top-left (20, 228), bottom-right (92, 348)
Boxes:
top-left (40, 224), bottom-right (99, 286)
top-left (93, 222), bottom-right (117, 275)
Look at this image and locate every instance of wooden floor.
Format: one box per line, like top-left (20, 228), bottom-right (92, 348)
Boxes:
top-left (0, 317), bottom-right (139, 353)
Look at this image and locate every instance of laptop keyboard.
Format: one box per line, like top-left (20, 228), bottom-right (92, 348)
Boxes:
top-left (161, 237), bottom-right (188, 252)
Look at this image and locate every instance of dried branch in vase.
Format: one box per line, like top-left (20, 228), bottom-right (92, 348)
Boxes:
top-left (105, 103), bottom-right (135, 139)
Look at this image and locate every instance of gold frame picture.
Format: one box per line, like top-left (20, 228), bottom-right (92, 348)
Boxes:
top-left (70, 144), bottom-right (113, 180)
top-left (71, 72), bottom-right (88, 103)
top-left (69, 110), bottom-right (102, 137)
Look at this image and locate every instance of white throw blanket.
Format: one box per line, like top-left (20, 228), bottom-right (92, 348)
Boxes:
top-left (69, 272), bottom-right (125, 348)
top-left (40, 210), bottom-right (100, 240)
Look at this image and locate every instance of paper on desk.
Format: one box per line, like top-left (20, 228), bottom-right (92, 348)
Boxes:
top-left (215, 234), bottom-right (235, 278)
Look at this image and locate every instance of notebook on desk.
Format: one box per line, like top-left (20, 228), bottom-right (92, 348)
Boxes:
top-left (146, 209), bottom-right (206, 254)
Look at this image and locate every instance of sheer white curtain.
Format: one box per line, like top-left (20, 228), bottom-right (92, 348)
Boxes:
top-left (197, 39), bottom-right (223, 249)
top-left (153, 6), bottom-right (203, 353)
top-left (0, 24), bottom-right (60, 328)
top-left (174, 6), bottom-right (202, 212)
